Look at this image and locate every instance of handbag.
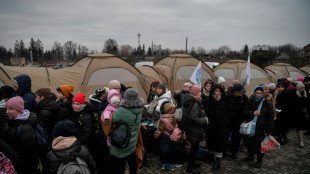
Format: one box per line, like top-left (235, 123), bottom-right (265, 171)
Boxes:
top-left (110, 114), bottom-right (138, 148)
top-left (239, 99), bottom-right (265, 137)
top-left (164, 120), bottom-right (182, 142)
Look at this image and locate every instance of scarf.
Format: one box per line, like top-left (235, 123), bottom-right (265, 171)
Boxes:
top-left (212, 93), bottom-right (221, 101)
top-left (253, 86), bottom-right (264, 102)
top-left (203, 88), bottom-right (210, 97)
top-left (296, 90), bottom-right (307, 98)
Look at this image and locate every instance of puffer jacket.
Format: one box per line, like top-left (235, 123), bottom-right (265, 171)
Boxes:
top-left (182, 94), bottom-right (208, 143)
top-left (44, 137), bottom-right (96, 174)
top-left (57, 95), bottom-right (73, 120)
top-left (14, 75), bottom-right (36, 112)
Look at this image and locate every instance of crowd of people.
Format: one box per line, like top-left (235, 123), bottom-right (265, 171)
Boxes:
top-left (0, 74), bottom-right (309, 174)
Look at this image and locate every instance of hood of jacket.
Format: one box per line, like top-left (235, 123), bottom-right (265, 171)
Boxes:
top-left (35, 97), bottom-right (60, 113)
top-left (107, 89), bottom-right (123, 104)
top-left (14, 74), bottom-right (32, 96)
top-left (89, 94), bottom-right (101, 103)
top-left (52, 138), bottom-right (81, 164)
top-left (183, 93), bottom-right (202, 108)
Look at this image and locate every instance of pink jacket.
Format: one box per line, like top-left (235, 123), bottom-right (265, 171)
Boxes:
top-left (102, 89), bottom-right (122, 120)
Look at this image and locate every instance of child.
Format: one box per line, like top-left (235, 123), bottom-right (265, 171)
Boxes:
top-left (102, 89), bottom-right (122, 146)
top-left (56, 85), bottom-right (74, 120)
top-left (154, 101), bottom-right (177, 171)
top-left (89, 88), bottom-right (108, 113)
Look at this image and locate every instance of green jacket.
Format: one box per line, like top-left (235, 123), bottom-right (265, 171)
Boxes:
top-left (110, 104), bottom-right (143, 158)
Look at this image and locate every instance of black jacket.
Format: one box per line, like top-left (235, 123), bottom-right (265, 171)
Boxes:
top-left (182, 94), bottom-right (208, 143)
top-left (57, 95), bottom-right (73, 120)
top-left (35, 97), bottom-right (61, 148)
top-left (45, 140), bottom-right (96, 174)
top-left (0, 138), bottom-right (22, 174)
top-left (204, 84), bottom-right (229, 152)
top-left (3, 112), bottom-right (39, 174)
top-left (70, 102), bottom-right (95, 149)
top-left (173, 90), bottom-right (189, 109)
top-left (226, 93), bottom-right (248, 129)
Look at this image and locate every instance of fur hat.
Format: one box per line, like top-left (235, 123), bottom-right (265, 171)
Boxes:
top-left (296, 82), bottom-right (305, 90)
top-left (218, 77), bottom-right (226, 84)
top-left (58, 85), bottom-right (74, 97)
top-left (157, 83), bottom-right (166, 92)
top-left (110, 95), bottom-right (120, 104)
top-left (53, 119), bottom-right (76, 138)
top-left (190, 85), bottom-right (201, 96)
top-left (161, 102), bottom-right (175, 114)
top-left (151, 81), bottom-right (160, 87)
top-left (121, 88), bottom-right (144, 108)
top-left (72, 93), bottom-right (85, 104)
top-left (108, 80), bottom-right (121, 90)
top-left (6, 96), bottom-right (24, 113)
top-left (297, 77), bottom-right (304, 82)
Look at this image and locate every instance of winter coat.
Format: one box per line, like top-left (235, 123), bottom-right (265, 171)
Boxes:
top-left (147, 91), bottom-right (173, 128)
top-left (201, 88), bottom-right (211, 109)
top-left (290, 90), bottom-right (309, 129)
top-left (89, 94), bottom-right (101, 114)
top-left (44, 137), bottom-right (96, 174)
top-left (264, 93), bottom-right (276, 120)
top-left (35, 97), bottom-right (61, 149)
top-left (204, 85), bottom-right (228, 152)
top-left (154, 114), bottom-right (176, 153)
top-left (147, 91), bottom-right (156, 104)
top-left (274, 89), bottom-right (291, 128)
top-left (226, 93), bottom-right (248, 129)
top-left (57, 95), bottom-right (73, 120)
top-left (173, 90), bottom-right (189, 109)
top-left (103, 90), bottom-right (122, 120)
top-left (14, 75), bottom-right (36, 112)
top-left (244, 95), bottom-right (274, 154)
top-left (182, 94), bottom-right (208, 143)
top-left (0, 99), bottom-right (9, 133)
top-left (70, 102), bottom-right (95, 149)
top-left (110, 97), bottom-right (144, 158)
top-left (3, 111), bottom-right (39, 174)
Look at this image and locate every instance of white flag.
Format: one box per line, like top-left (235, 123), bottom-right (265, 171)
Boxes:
top-left (190, 61), bottom-right (202, 86)
top-left (246, 54), bottom-right (251, 85)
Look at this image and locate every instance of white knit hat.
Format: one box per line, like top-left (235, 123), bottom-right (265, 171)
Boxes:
top-left (218, 77), bottom-right (226, 84)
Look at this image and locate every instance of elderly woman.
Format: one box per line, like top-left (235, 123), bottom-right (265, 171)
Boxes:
top-left (243, 86), bottom-right (274, 168)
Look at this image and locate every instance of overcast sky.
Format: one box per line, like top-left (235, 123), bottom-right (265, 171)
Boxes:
top-left (0, 0), bottom-right (309, 53)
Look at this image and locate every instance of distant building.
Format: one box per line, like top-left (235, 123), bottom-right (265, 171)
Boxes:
top-left (276, 52), bottom-right (290, 59)
top-left (10, 57), bottom-right (26, 66)
top-left (252, 45), bottom-right (270, 51)
top-left (304, 43), bottom-right (310, 59)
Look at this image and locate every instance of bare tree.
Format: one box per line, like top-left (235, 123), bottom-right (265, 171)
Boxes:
top-left (52, 41), bottom-right (63, 63)
top-left (197, 47), bottom-right (206, 56)
top-left (63, 41), bottom-right (77, 62)
top-left (102, 38), bottom-right (119, 55)
top-left (120, 45), bottom-right (133, 57)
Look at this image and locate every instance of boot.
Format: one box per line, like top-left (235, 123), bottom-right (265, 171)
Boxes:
top-left (211, 157), bottom-right (221, 170)
top-left (297, 131), bottom-right (304, 148)
top-left (186, 166), bottom-right (200, 174)
top-left (243, 153), bottom-right (254, 162)
top-left (203, 154), bottom-right (214, 164)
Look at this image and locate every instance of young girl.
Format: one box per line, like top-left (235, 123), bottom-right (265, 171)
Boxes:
top-left (102, 89), bottom-right (122, 146)
top-left (56, 85), bottom-right (74, 120)
top-left (154, 101), bottom-right (177, 171)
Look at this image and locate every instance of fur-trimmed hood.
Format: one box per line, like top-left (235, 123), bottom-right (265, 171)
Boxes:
top-left (120, 98), bottom-right (144, 108)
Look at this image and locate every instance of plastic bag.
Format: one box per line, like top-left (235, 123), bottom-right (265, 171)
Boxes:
top-left (261, 135), bottom-right (280, 153)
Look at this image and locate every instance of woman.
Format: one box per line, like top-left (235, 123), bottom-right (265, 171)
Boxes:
top-left (201, 80), bottom-right (214, 107)
top-left (243, 86), bottom-right (274, 168)
top-left (204, 84), bottom-right (228, 170)
top-left (35, 88), bottom-right (60, 150)
top-left (147, 81), bottom-right (159, 104)
top-left (183, 85), bottom-right (208, 174)
top-left (3, 96), bottom-right (39, 173)
top-left (290, 82), bottom-right (309, 148)
top-left (44, 119), bottom-right (96, 174)
top-left (110, 88), bottom-right (144, 174)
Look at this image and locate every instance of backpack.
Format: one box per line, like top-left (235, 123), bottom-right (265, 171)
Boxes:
top-left (110, 122), bottom-right (131, 148)
top-left (57, 156), bottom-right (91, 174)
top-left (18, 123), bottom-right (48, 146)
top-left (0, 152), bottom-right (17, 174)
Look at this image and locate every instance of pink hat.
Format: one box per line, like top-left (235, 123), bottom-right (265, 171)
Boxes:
top-left (6, 96), bottom-right (24, 112)
top-left (297, 77), bottom-right (304, 82)
top-left (190, 85), bottom-right (201, 96)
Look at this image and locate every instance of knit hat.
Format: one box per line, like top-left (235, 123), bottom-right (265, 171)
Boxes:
top-left (53, 119), bottom-right (76, 138)
top-left (6, 96), bottom-right (24, 113)
top-left (124, 88), bottom-right (139, 100)
top-left (151, 81), bottom-right (160, 87)
top-left (296, 82), bottom-right (305, 90)
top-left (232, 80), bottom-right (240, 85)
top-left (110, 95), bottom-right (120, 104)
top-left (161, 102), bottom-right (175, 114)
top-left (183, 82), bottom-right (192, 87)
top-left (157, 83), bottom-right (166, 92)
top-left (297, 77), bottom-right (304, 82)
top-left (268, 83), bottom-right (276, 90)
top-left (58, 85), bottom-right (74, 97)
top-left (95, 88), bottom-right (107, 97)
top-left (304, 77), bottom-right (310, 82)
top-left (218, 77), bottom-right (226, 84)
top-left (233, 83), bottom-right (245, 93)
top-left (190, 85), bottom-right (201, 96)
top-left (108, 80), bottom-right (121, 90)
top-left (72, 93), bottom-right (85, 104)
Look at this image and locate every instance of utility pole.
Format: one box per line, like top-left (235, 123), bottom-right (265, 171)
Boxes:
top-left (185, 37), bottom-right (188, 54)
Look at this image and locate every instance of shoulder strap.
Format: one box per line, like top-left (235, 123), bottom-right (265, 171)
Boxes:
top-left (257, 98), bottom-right (265, 111)
top-left (131, 114), bottom-right (139, 133)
